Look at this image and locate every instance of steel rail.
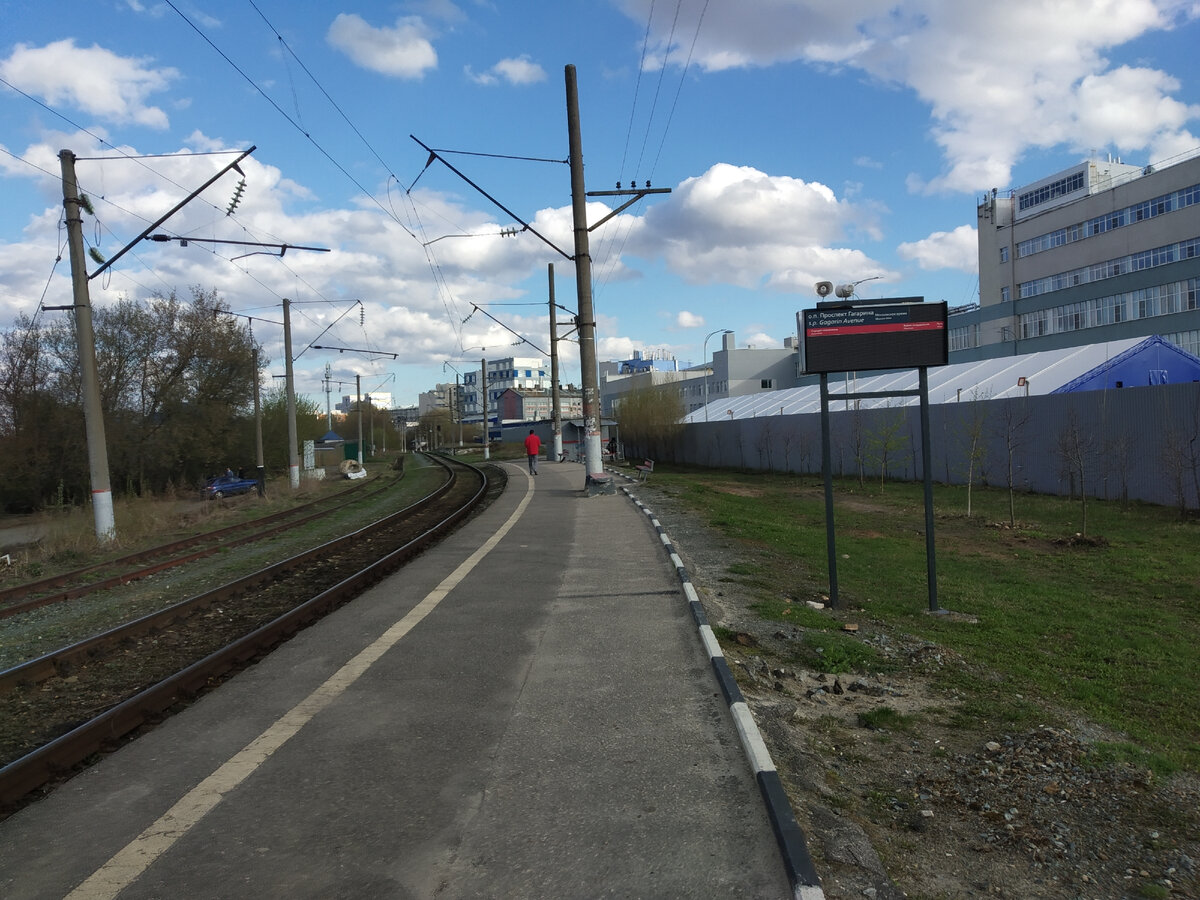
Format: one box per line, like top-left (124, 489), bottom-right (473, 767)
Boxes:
top-left (0, 475), bottom-right (387, 613)
top-left (0, 455), bottom-right (489, 809)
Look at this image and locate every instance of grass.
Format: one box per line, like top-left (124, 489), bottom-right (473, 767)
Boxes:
top-left (646, 464), bottom-right (1200, 775)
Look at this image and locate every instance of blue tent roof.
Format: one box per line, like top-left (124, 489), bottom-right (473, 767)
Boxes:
top-left (320, 430), bottom-right (344, 443)
top-left (1051, 335), bottom-right (1200, 393)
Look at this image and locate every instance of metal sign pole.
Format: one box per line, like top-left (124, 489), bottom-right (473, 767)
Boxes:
top-left (819, 373), bottom-right (839, 608)
top-left (919, 366), bottom-right (940, 612)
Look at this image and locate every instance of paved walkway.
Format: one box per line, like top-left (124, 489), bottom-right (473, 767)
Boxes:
top-left (0, 459), bottom-right (808, 899)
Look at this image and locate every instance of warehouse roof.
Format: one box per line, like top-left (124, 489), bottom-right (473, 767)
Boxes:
top-left (683, 336), bottom-right (1200, 422)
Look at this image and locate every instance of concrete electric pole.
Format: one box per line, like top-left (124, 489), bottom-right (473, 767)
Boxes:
top-left (59, 149), bottom-right (116, 544)
top-left (548, 263), bottom-right (563, 464)
top-left (564, 65), bottom-right (603, 481)
top-left (480, 357), bottom-right (490, 460)
top-left (283, 298), bottom-right (300, 489)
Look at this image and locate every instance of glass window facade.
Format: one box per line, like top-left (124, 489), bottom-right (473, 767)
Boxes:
top-left (1018, 237), bottom-right (1200, 299)
top-left (1017, 170), bottom-right (1085, 212)
top-left (1017, 182), bottom-right (1200, 258)
top-left (1019, 277), bottom-right (1198, 340)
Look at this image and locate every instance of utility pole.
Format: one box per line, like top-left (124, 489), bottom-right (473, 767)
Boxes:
top-left (356, 373), bottom-right (364, 465)
top-left (548, 263), bottom-right (563, 463)
top-left (565, 64), bottom-right (602, 481)
top-left (253, 347), bottom-right (265, 496)
top-left (283, 298), bottom-right (300, 489)
top-left (480, 357), bottom-right (490, 460)
top-left (455, 373), bottom-right (463, 447)
top-left (59, 149), bottom-right (115, 544)
top-left (324, 362), bottom-right (333, 431)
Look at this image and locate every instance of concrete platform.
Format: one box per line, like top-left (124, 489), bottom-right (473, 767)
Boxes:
top-left (0, 460), bottom-right (796, 899)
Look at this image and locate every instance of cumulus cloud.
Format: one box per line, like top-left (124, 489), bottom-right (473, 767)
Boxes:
top-left (676, 310), bottom-right (705, 328)
top-left (897, 225), bottom-right (978, 273)
top-left (638, 163), bottom-right (894, 291)
top-left (466, 55), bottom-right (547, 86)
top-left (327, 14), bottom-right (437, 79)
top-left (617, 0), bottom-right (1200, 193)
top-left (0, 39), bottom-right (177, 129)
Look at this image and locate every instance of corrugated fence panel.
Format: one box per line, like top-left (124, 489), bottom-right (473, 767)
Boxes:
top-left (668, 383), bottom-right (1200, 510)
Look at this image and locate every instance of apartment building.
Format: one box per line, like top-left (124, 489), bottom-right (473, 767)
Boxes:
top-left (952, 151), bottom-right (1200, 361)
top-left (460, 356), bottom-right (551, 419)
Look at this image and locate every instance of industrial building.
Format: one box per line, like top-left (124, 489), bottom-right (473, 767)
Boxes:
top-left (460, 356), bottom-right (552, 419)
top-left (599, 335), bottom-right (800, 418)
top-left (953, 150), bottom-right (1200, 361)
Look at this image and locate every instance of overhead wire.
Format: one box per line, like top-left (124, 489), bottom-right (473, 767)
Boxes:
top-left (241, 0), bottom-right (499, 353)
top-left (165, 0), bottom-right (421, 243)
top-left (0, 74), bottom-right (344, 322)
top-left (594, 0), bottom-right (708, 306)
top-left (593, 0), bottom-right (657, 300)
top-left (649, 0), bottom-right (709, 182)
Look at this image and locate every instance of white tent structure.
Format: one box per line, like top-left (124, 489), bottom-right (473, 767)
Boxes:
top-left (682, 337), bottom-right (1151, 422)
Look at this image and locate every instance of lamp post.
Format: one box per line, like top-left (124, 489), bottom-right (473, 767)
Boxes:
top-left (703, 329), bottom-right (732, 422)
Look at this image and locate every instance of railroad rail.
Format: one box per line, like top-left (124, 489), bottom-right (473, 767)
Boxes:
top-left (0, 473), bottom-right (393, 620)
top-left (0, 454), bottom-right (501, 812)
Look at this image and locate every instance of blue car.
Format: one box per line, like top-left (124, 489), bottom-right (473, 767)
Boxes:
top-left (202, 473), bottom-right (259, 500)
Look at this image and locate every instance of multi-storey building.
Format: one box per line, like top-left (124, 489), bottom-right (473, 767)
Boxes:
top-left (495, 387), bottom-right (583, 421)
top-left (952, 151), bottom-right (1200, 360)
top-left (418, 382), bottom-right (460, 418)
top-left (461, 356), bottom-right (551, 419)
top-left (599, 335), bottom-right (801, 417)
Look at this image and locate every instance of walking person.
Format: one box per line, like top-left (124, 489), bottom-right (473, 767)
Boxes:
top-left (524, 429), bottom-right (541, 475)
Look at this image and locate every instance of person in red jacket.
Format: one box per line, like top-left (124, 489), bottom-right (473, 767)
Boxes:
top-left (523, 429), bottom-right (541, 475)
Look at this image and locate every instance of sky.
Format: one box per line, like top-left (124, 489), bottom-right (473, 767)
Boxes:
top-left (2, 0), bottom-right (1199, 408)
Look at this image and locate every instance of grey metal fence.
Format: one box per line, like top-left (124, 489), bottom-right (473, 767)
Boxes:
top-left (657, 382), bottom-right (1200, 510)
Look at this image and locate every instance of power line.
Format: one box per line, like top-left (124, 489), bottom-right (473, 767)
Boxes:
top-left (649, 0), bottom-right (709, 181)
top-left (164, 0), bottom-right (419, 241)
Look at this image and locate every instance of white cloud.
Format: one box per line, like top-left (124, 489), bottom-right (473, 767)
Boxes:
top-left (0, 39), bottom-right (177, 129)
top-left (743, 331), bottom-right (778, 349)
top-left (466, 55), bottom-right (547, 86)
top-left (617, 0), bottom-right (1200, 194)
top-left (494, 56), bottom-right (547, 85)
top-left (638, 163), bottom-right (894, 291)
top-left (897, 224), bottom-right (978, 273)
top-left (327, 14), bottom-right (437, 79)
top-left (676, 310), bottom-right (705, 328)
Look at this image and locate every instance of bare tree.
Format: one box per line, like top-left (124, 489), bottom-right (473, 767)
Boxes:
top-left (958, 389), bottom-right (992, 517)
top-left (995, 397), bottom-right (1031, 527)
top-left (615, 383), bottom-right (684, 461)
top-left (1056, 408), bottom-right (1095, 536)
top-left (756, 420), bottom-right (775, 472)
top-left (866, 405), bottom-right (908, 490)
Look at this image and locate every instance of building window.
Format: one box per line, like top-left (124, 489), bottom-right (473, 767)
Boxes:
top-left (999, 246), bottom-right (1009, 263)
top-left (1018, 235), bottom-right (1200, 299)
top-left (1000, 285), bottom-right (1011, 303)
top-left (1018, 170), bottom-right (1085, 212)
top-left (760, 379), bottom-right (774, 389)
top-left (1016, 181), bottom-right (1200, 258)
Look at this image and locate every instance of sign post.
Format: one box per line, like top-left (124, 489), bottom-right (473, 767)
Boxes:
top-left (802, 297), bottom-right (948, 612)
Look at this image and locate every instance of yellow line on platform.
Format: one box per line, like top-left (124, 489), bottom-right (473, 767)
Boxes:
top-left (66, 476), bottom-right (535, 900)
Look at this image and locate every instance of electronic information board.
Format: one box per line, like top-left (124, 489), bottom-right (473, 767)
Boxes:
top-left (803, 298), bottom-right (947, 374)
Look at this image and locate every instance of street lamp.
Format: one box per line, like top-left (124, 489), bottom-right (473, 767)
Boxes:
top-left (703, 329), bottom-right (732, 422)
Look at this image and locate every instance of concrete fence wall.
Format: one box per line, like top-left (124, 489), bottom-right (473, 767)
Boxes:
top-left (639, 382), bottom-right (1200, 510)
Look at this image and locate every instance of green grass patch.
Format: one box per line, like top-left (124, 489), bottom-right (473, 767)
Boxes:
top-left (647, 466), bottom-right (1200, 773)
top-left (858, 706), bottom-right (916, 732)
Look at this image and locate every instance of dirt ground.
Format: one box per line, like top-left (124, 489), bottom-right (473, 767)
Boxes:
top-left (634, 482), bottom-right (1199, 900)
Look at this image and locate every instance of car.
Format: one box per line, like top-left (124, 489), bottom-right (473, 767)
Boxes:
top-left (202, 473), bottom-right (259, 500)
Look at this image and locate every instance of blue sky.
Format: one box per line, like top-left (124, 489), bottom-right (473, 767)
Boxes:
top-left (2, 1), bottom-right (1199, 408)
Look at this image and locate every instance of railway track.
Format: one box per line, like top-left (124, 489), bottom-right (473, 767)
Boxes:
top-left (0, 472), bottom-right (392, 621)
top-left (0, 454), bottom-right (502, 812)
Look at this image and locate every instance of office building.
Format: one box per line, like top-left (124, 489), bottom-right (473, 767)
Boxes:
top-left (952, 151), bottom-right (1200, 361)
